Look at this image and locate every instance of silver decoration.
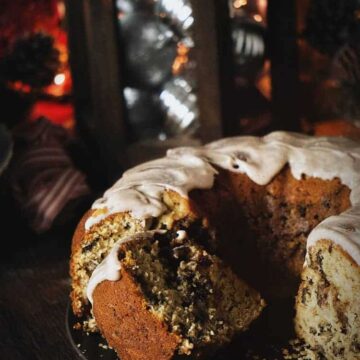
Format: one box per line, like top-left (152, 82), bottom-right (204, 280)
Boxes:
top-left (232, 20), bottom-right (266, 79)
top-left (233, 27), bottom-right (264, 64)
top-left (124, 87), bottom-right (164, 140)
top-left (119, 13), bottom-right (178, 89)
top-left (116, 0), bottom-right (154, 14)
top-left (154, 0), bottom-right (194, 46)
top-left (159, 76), bottom-right (199, 136)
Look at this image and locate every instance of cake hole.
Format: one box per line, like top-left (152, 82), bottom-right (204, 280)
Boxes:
top-left (234, 151), bottom-right (249, 162)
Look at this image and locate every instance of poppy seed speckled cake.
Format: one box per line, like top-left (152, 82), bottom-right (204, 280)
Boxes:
top-left (70, 132), bottom-right (360, 360)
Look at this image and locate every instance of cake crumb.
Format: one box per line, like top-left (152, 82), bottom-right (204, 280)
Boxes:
top-left (282, 338), bottom-right (321, 360)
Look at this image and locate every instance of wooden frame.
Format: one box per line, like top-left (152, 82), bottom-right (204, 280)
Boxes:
top-left (66, 0), bottom-right (127, 182)
top-left (66, 0), bottom-right (231, 176)
top-left (268, 0), bottom-right (300, 131)
top-left (191, 0), bottom-right (235, 142)
top-left (66, 0), bottom-right (300, 178)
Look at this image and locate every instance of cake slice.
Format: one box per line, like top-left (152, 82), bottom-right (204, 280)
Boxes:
top-left (90, 230), bottom-right (265, 360)
top-left (295, 239), bottom-right (360, 360)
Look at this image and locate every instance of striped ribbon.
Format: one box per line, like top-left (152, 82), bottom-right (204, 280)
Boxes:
top-left (10, 118), bottom-right (90, 233)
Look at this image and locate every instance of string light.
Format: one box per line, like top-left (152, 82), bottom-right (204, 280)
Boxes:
top-left (57, 1), bottom-right (66, 19)
top-left (253, 14), bottom-right (263, 22)
top-left (172, 43), bottom-right (190, 75)
top-left (54, 73), bottom-right (65, 85)
top-left (233, 0), bottom-right (247, 9)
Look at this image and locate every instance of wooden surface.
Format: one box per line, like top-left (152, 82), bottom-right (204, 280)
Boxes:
top-left (0, 210), bottom-right (79, 360)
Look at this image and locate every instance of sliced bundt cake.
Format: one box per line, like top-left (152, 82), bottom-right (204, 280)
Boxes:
top-left (70, 131), bottom-right (360, 360)
top-left (295, 226), bottom-right (360, 359)
top-left (90, 230), bottom-right (265, 360)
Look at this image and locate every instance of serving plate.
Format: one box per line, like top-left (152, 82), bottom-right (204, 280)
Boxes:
top-left (66, 303), bottom-right (117, 360)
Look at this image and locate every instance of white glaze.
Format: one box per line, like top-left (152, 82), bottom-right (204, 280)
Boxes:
top-left (87, 231), bottom-right (162, 304)
top-left (307, 206), bottom-right (360, 263)
top-left (85, 154), bottom-right (217, 230)
top-left (176, 230), bottom-right (187, 241)
top-left (85, 131), bottom-right (360, 302)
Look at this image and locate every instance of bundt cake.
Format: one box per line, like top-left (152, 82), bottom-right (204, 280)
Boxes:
top-left (70, 131), bottom-right (360, 360)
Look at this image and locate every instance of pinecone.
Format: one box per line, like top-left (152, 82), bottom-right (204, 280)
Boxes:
top-left (1, 32), bottom-right (60, 88)
top-left (304, 0), bottom-right (360, 56)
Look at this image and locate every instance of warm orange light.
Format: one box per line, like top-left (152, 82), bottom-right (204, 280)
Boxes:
top-left (253, 14), bottom-right (263, 22)
top-left (54, 73), bottom-right (65, 85)
top-left (57, 1), bottom-right (66, 19)
top-left (8, 81), bottom-right (32, 93)
top-left (172, 43), bottom-right (190, 75)
top-left (257, 0), bottom-right (267, 18)
top-left (256, 60), bottom-right (271, 100)
top-left (233, 0), bottom-right (247, 8)
top-left (46, 68), bottom-right (71, 97)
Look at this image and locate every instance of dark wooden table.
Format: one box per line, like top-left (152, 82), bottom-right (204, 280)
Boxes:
top-left (0, 202), bottom-right (82, 360)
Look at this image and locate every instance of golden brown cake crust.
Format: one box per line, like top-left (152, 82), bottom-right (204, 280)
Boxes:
top-left (70, 166), bottom-right (351, 315)
top-left (91, 232), bottom-right (265, 360)
top-left (70, 132), bottom-right (359, 360)
top-left (70, 210), bottom-right (93, 315)
top-left (93, 272), bottom-right (180, 360)
top-left (71, 209), bottom-right (93, 254)
top-left (189, 166), bottom-right (350, 297)
top-left (70, 190), bottom-right (206, 317)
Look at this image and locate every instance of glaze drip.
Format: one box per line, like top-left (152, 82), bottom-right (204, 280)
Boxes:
top-left (87, 231), bottom-right (162, 304)
top-left (85, 132), bottom-right (360, 269)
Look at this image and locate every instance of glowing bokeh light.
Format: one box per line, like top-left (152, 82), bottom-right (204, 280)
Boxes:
top-left (54, 73), bottom-right (65, 85)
